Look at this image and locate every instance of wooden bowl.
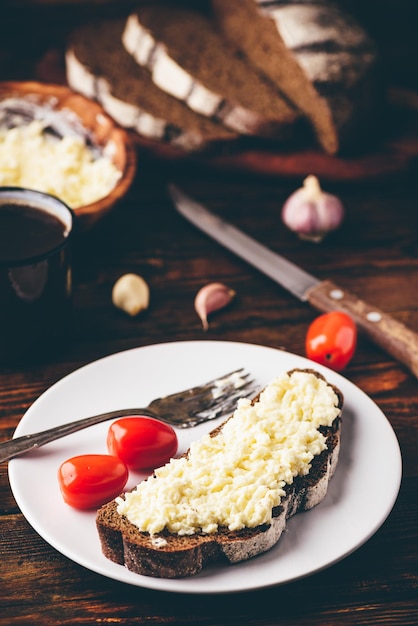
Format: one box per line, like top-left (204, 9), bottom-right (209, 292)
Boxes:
top-left (0, 81), bottom-right (137, 230)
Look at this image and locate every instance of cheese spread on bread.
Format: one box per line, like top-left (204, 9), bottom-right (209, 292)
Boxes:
top-left (116, 371), bottom-right (340, 536)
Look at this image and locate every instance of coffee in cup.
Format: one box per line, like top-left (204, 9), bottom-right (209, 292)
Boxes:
top-left (0, 187), bottom-right (74, 365)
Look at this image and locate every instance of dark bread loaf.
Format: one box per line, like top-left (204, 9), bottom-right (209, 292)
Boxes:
top-left (122, 4), bottom-right (302, 140)
top-left (212, 0), bottom-right (379, 154)
top-left (97, 369), bottom-right (343, 578)
top-left (65, 19), bottom-right (238, 153)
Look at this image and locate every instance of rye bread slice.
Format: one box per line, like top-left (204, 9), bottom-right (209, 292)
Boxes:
top-left (212, 0), bottom-right (379, 154)
top-left (122, 4), bottom-right (302, 140)
top-left (96, 369), bottom-right (343, 578)
top-left (65, 19), bottom-right (238, 154)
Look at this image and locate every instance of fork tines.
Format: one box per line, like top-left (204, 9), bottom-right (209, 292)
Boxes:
top-left (193, 368), bottom-right (260, 424)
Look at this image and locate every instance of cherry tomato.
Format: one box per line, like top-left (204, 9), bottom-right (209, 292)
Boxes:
top-left (305, 311), bottom-right (357, 371)
top-left (57, 454), bottom-right (128, 510)
top-left (107, 416), bottom-right (178, 470)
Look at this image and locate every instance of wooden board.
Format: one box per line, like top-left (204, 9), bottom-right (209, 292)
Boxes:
top-left (131, 88), bottom-right (418, 182)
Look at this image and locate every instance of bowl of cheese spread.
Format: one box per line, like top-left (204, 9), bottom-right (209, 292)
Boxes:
top-left (0, 81), bottom-right (137, 230)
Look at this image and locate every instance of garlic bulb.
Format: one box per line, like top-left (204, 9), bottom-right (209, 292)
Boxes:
top-left (281, 175), bottom-right (344, 242)
top-left (112, 273), bottom-right (150, 316)
top-left (194, 282), bottom-right (236, 330)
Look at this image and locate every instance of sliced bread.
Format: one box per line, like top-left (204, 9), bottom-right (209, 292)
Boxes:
top-left (122, 4), bottom-right (302, 140)
top-left (65, 19), bottom-right (238, 153)
top-left (212, 0), bottom-right (379, 154)
top-left (96, 369), bottom-right (343, 578)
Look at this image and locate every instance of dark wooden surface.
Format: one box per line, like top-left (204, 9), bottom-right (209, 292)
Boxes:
top-left (1, 3), bottom-right (418, 625)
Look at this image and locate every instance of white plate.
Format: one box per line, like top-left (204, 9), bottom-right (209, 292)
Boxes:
top-left (8, 340), bottom-right (402, 594)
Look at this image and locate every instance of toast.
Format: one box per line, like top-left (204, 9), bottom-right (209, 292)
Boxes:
top-left (65, 19), bottom-right (238, 154)
top-left (122, 5), bottom-right (302, 140)
top-left (96, 368), bottom-right (343, 578)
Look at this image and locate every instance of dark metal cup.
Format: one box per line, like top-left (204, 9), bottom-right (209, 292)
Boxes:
top-left (0, 188), bottom-right (75, 365)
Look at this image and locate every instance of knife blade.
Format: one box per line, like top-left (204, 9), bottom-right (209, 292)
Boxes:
top-left (169, 183), bottom-right (418, 379)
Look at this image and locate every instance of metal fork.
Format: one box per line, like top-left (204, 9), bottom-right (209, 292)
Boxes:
top-left (0, 368), bottom-right (258, 463)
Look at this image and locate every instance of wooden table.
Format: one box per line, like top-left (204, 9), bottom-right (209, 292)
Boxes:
top-left (1, 3), bottom-right (418, 624)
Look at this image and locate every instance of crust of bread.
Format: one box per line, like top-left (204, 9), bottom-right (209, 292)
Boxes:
top-left (96, 368), bottom-right (343, 578)
top-left (122, 7), bottom-right (301, 139)
top-left (212, 0), bottom-right (379, 154)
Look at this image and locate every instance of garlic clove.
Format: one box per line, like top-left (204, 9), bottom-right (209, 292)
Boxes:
top-left (281, 175), bottom-right (344, 243)
top-left (194, 282), bottom-right (236, 330)
top-left (112, 273), bottom-right (150, 316)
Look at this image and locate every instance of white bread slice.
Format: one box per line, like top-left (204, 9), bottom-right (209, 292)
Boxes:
top-left (65, 19), bottom-right (238, 153)
top-left (96, 369), bottom-right (343, 578)
top-left (212, 0), bottom-right (379, 154)
top-left (122, 5), bottom-right (302, 139)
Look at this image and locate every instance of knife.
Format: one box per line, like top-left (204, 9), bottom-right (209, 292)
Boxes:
top-left (169, 183), bottom-right (418, 379)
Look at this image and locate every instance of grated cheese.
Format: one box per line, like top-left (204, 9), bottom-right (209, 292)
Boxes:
top-left (0, 121), bottom-right (121, 209)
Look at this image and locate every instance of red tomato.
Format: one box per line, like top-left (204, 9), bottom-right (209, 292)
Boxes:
top-left (305, 311), bottom-right (357, 371)
top-left (107, 416), bottom-right (178, 470)
top-left (57, 454), bottom-right (128, 510)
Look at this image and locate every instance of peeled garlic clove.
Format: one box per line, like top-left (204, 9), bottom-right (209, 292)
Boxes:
top-left (112, 273), bottom-right (150, 316)
top-left (194, 282), bottom-right (235, 330)
top-left (281, 175), bottom-right (344, 243)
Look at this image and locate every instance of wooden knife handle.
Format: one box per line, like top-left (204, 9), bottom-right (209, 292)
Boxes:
top-left (306, 280), bottom-right (418, 378)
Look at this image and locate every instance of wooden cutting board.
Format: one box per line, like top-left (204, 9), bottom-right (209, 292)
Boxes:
top-left (131, 87), bottom-right (418, 182)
